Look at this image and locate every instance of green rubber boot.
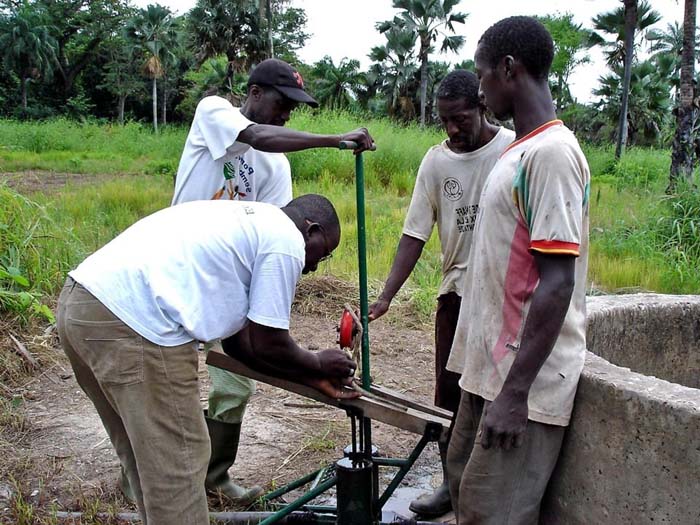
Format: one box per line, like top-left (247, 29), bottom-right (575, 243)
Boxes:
top-left (409, 441), bottom-right (453, 518)
top-left (119, 466), bottom-right (137, 504)
top-left (205, 416), bottom-right (264, 506)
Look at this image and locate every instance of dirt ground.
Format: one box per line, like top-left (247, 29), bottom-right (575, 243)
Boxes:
top-left (1, 172), bottom-right (455, 523)
top-left (0, 171), bottom-right (125, 194)
top-left (9, 310), bottom-right (451, 523)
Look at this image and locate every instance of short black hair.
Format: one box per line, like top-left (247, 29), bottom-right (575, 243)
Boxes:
top-left (436, 70), bottom-right (480, 107)
top-left (286, 194), bottom-right (340, 239)
top-left (478, 16), bottom-right (554, 80)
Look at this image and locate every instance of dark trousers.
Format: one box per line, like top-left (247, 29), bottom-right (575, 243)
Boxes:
top-left (435, 292), bottom-right (463, 413)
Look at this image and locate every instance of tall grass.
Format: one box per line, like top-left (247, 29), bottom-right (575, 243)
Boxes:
top-left (0, 111), bottom-right (442, 184)
top-left (0, 118), bottom-right (185, 175)
top-left (0, 185), bottom-right (76, 320)
top-left (288, 110), bottom-right (442, 191)
top-left (0, 118), bottom-right (698, 329)
top-left (0, 175), bottom-right (172, 322)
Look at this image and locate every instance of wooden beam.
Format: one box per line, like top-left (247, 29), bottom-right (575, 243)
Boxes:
top-left (206, 351), bottom-right (451, 440)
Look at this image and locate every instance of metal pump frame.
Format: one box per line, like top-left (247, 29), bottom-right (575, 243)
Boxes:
top-left (234, 144), bottom-right (444, 525)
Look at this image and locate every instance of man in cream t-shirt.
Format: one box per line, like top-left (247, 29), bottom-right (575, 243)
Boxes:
top-left (369, 69), bottom-right (513, 519)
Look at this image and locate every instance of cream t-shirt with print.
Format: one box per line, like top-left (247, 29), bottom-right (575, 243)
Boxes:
top-left (172, 96), bottom-right (292, 207)
top-left (447, 120), bottom-right (590, 426)
top-left (402, 127), bottom-right (514, 296)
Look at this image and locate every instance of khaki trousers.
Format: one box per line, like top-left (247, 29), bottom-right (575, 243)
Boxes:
top-left (446, 391), bottom-right (565, 525)
top-left (57, 278), bottom-right (210, 525)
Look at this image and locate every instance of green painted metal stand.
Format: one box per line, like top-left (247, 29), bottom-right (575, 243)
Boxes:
top-left (253, 143), bottom-right (443, 525)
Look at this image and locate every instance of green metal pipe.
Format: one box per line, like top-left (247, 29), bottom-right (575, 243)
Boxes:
top-left (257, 476), bottom-right (337, 525)
top-left (354, 151), bottom-right (371, 391)
top-left (373, 457), bottom-right (410, 468)
top-left (259, 467), bottom-right (326, 502)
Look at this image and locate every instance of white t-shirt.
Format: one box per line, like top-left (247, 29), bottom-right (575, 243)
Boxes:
top-left (172, 96), bottom-right (292, 207)
top-left (70, 201), bottom-right (305, 347)
top-left (402, 128), bottom-right (514, 296)
top-left (447, 120), bottom-right (590, 426)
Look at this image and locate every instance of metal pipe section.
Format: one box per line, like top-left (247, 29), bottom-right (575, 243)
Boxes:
top-left (257, 475), bottom-right (337, 525)
top-left (55, 511), bottom-right (322, 524)
top-left (57, 511), bottom-right (449, 525)
top-left (354, 151), bottom-right (371, 391)
top-left (260, 467), bottom-right (325, 502)
top-left (336, 456), bottom-right (373, 525)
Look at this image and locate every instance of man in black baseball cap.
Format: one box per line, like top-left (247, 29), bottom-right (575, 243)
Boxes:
top-left (248, 58), bottom-right (319, 108)
top-left (141, 59), bottom-right (373, 508)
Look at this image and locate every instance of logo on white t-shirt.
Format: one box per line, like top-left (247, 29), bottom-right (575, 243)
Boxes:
top-left (443, 177), bottom-right (463, 201)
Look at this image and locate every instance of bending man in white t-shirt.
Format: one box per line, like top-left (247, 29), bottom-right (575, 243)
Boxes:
top-left (368, 69), bottom-right (513, 519)
top-left (57, 195), bottom-right (359, 525)
top-left (168, 58), bottom-right (373, 504)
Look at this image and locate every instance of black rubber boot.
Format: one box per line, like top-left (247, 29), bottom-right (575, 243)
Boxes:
top-left (204, 415), bottom-right (264, 506)
top-left (408, 441), bottom-right (453, 518)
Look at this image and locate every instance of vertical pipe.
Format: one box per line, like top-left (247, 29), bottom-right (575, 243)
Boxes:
top-left (355, 152), bottom-right (371, 390)
top-left (354, 152), bottom-right (375, 514)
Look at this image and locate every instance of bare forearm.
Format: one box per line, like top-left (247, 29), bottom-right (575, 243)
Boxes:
top-left (222, 327), bottom-right (319, 379)
top-left (254, 332), bottom-right (321, 377)
top-left (379, 235), bottom-right (425, 303)
top-left (239, 124), bottom-right (340, 152)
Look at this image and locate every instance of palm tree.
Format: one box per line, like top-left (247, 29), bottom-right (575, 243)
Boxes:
top-left (617, 0), bottom-right (638, 158)
top-left (669, 0), bottom-right (697, 191)
top-left (369, 26), bottom-right (418, 120)
top-left (256, 0), bottom-right (274, 58)
top-left (648, 21), bottom-right (700, 103)
top-left (125, 4), bottom-right (176, 133)
top-left (312, 56), bottom-right (364, 109)
top-left (591, 0), bottom-right (662, 68)
top-left (591, 0), bottom-right (664, 157)
top-left (377, 0), bottom-right (466, 126)
top-left (594, 59), bottom-right (672, 145)
top-left (0, 7), bottom-right (57, 111)
top-left (188, 0), bottom-right (263, 72)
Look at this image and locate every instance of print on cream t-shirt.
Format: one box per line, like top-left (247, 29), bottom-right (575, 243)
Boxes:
top-left (402, 127), bottom-right (515, 296)
top-left (172, 96), bottom-right (293, 207)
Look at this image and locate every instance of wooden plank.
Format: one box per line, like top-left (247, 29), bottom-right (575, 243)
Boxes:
top-left (369, 384), bottom-right (453, 420)
top-left (206, 352), bottom-right (450, 439)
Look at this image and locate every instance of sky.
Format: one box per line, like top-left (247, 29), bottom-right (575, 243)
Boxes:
top-left (131, 0), bottom-right (688, 103)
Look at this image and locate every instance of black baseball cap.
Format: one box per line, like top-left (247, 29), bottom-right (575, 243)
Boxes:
top-left (248, 58), bottom-right (319, 108)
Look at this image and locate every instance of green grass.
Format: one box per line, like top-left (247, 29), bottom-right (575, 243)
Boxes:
top-left (288, 109), bottom-right (442, 189)
top-left (0, 119), bottom-right (184, 176)
top-left (0, 117), bottom-right (698, 332)
top-left (0, 111), bottom-right (442, 183)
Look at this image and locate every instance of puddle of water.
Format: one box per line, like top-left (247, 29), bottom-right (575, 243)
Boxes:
top-left (382, 485), bottom-right (428, 519)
